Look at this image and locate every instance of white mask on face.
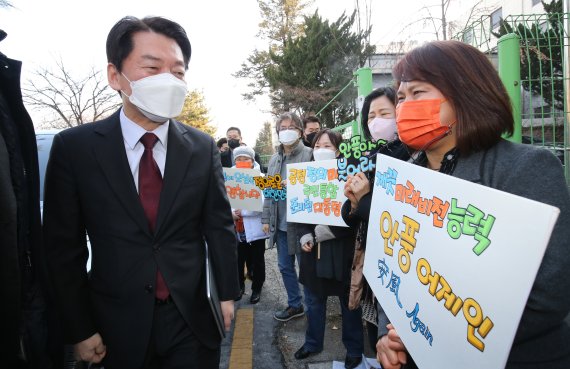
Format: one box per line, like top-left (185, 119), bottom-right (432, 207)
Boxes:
top-left (122, 73), bottom-right (188, 122)
top-left (278, 129), bottom-right (300, 145)
top-left (368, 117), bottom-right (398, 143)
top-left (312, 148), bottom-right (337, 161)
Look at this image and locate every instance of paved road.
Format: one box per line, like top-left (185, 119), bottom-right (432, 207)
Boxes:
top-left (221, 246), bottom-right (376, 369)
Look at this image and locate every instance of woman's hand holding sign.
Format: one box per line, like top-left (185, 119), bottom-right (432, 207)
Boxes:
top-left (350, 172), bottom-right (370, 202)
top-left (300, 233), bottom-right (314, 252)
top-left (376, 324), bottom-right (408, 369)
top-left (345, 172), bottom-right (371, 214)
top-left (344, 176), bottom-right (358, 207)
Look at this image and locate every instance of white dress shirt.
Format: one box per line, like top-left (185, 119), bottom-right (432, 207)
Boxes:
top-left (119, 109), bottom-right (169, 193)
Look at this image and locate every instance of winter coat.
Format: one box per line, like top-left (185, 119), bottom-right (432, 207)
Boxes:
top-left (0, 49), bottom-right (61, 368)
top-left (261, 140), bottom-right (312, 255)
top-left (298, 224), bottom-right (356, 298)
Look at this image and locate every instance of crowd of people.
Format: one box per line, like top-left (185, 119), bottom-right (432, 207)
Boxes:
top-left (1, 12), bottom-right (569, 369)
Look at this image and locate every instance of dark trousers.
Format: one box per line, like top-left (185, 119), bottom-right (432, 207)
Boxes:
top-left (303, 286), bottom-right (364, 357)
top-left (142, 301), bottom-right (220, 369)
top-left (237, 238), bottom-right (266, 293)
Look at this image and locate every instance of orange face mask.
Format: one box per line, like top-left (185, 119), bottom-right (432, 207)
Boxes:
top-left (396, 98), bottom-right (454, 151)
top-left (235, 161), bottom-right (252, 169)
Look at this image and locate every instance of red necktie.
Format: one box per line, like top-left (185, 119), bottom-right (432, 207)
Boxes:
top-left (139, 133), bottom-right (169, 300)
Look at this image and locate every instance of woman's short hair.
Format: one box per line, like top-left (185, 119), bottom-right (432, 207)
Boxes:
top-left (311, 128), bottom-right (343, 149)
top-left (360, 87), bottom-right (397, 141)
top-left (392, 40), bottom-right (514, 155)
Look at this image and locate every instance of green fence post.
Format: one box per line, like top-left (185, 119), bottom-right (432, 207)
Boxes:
top-left (354, 67), bottom-right (373, 137)
top-left (498, 33), bottom-right (522, 143)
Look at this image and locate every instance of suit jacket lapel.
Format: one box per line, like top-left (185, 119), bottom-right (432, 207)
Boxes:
top-left (154, 121), bottom-right (193, 235)
top-left (93, 111), bottom-right (151, 237)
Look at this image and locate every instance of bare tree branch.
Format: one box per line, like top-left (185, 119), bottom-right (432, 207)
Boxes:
top-left (22, 58), bottom-right (121, 128)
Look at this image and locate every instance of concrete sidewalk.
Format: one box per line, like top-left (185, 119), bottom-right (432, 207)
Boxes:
top-left (220, 244), bottom-right (376, 369)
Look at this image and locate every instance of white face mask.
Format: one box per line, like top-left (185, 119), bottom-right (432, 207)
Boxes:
top-left (278, 129), bottom-right (300, 145)
top-left (122, 73), bottom-right (188, 122)
top-left (368, 117), bottom-right (398, 143)
top-left (312, 148), bottom-right (337, 161)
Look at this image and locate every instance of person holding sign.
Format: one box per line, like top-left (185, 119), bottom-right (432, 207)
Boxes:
top-left (262, 113), bottom-right (313, 322)
top-left (295, 129), bottom-right (364, 368)
top-left (231, 146), bottom-right (268, 304)
top-left (350, 40), bottom-right (570, 369)
top-left (341, 87), bottom-right (410, 353)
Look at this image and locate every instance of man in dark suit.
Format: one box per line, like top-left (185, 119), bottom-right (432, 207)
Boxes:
top-left (43, 16), bottom-right (239, 369)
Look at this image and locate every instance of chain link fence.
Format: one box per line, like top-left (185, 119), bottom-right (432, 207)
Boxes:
top-left (455, 10), bottom-right (570, 185)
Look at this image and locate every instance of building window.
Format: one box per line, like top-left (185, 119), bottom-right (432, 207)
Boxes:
top-left (532, 0), bottom-right (541, 6)
top-left (491, 8), bottom-right (502, 29)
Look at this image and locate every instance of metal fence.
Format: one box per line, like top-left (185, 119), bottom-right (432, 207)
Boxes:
top-left (455, 11), bottom-right (570, 185)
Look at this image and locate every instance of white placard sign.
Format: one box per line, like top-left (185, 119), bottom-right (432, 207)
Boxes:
top-left (363, 154), bottom-right (559, 369)
top-left (286, 159), bottom-right (348, 227)
top-left (222, 168), bottom-right (263, 212)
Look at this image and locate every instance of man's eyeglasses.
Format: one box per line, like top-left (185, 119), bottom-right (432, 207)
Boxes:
top-left (279, 126), bottom-right (299, 132)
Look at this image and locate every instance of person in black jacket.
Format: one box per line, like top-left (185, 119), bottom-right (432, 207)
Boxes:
top-left (296, 129), bottom-right (364, 369)
top-left (0, 29), bottom-right (61, 368)
top-left (346, 40), bottom-right (570, 369)
top-left (340, 87), bottom-right (410, 359)
top-left (221, 126), bottom-right (264, 172)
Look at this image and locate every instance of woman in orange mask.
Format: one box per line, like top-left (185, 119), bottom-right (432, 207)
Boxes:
top-left (347, 40), bottom-right (570, 369)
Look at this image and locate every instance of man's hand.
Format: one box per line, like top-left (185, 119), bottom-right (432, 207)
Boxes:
top-left (376, 324), bottom-right (407, 369)
top-left (221, 300), bottom-right (235, 332)
top-left (74, 333), bottom-right (106, 364)
top-left (262, 223), bottom-right (269, 234)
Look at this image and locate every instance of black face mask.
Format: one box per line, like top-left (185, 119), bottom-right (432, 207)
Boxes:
top-left (304, 132), bottom-right (317, 147)
top-left (228, 139), bottom-right (241, 149)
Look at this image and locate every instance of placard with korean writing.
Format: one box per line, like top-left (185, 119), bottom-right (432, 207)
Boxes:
top-left (286, 159), bottom-right (348, 227)
top-left (223, 168), bottom-right (263, 212)
top-left (363, 154), bottom-right (559, 369)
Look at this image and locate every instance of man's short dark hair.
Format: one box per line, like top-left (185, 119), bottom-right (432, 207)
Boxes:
top-left (216, 137), bottom-right (227, 148)
top-left (302, 116), bottom-right (321, 128)
top-left (106, 16), bottom-right (192, 72)
top-left (226, 127), bottom-right (241, 136)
